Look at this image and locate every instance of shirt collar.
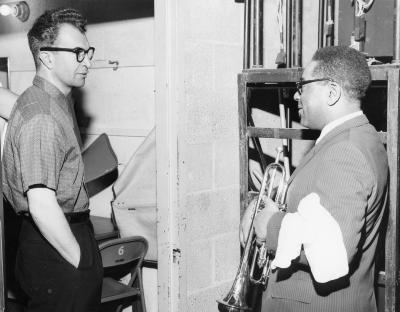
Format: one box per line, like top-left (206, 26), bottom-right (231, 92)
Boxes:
top-left (33, 75), bottom-right (65, 98)
top-left (33, 75), bottom-right (74, 112)
top-left (316, 111), bottom-right (363, 145)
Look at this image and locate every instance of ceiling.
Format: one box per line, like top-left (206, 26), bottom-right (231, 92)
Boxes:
top-left (0, 0), bottom-right (154, 34)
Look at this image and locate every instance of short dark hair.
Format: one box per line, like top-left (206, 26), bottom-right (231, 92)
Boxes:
top-left (311, 46), bottom-right (371, 101)
top-left (28, 8), bottom-right (87, 68)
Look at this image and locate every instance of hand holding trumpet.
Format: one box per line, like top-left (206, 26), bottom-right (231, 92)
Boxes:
top-left (217, 148), bottom-right (289, 311)
top-left (239, 196), bottom-right (280, 246)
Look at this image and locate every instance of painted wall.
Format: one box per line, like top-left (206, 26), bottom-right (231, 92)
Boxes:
top-left (181, 2), bottom-right (243, 310)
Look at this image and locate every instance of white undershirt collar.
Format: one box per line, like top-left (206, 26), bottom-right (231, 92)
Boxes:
top-left (315, 111), bottom-right (363, 145)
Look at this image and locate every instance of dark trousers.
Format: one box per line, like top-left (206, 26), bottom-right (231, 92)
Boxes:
top-left (15, 213), bottom-right (103, 312)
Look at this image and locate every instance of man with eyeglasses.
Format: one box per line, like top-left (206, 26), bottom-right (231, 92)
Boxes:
top-left (240, 46), bottom-right (388, 312)
top-left (2, 8), bottom-right (102, 312)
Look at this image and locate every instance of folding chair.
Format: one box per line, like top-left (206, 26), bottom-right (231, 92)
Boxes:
top-left (82, 133), bottom-right (120, 243)
top-left (99, 236), bottom-right (148, 312)
top-left (91, 210), bottom-right (119, 244)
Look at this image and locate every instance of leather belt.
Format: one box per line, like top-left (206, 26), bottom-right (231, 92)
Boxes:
top-left (64, 210), bottom-right (90, 223)
top-left (20, 210), bottom-right (90, 224)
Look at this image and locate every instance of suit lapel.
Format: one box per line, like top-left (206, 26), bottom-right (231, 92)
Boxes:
top-left (288, 144), bottom-right (316, 185)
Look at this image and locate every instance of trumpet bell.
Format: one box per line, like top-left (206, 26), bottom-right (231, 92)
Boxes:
top-left (217, 148), bottom-right (289, 312)
top-left (217, 261), bottom-right (253, 311)
top-left (217, 294), bottom-right (252, 312)
top-left (217, 301), bottom-right (252, 312)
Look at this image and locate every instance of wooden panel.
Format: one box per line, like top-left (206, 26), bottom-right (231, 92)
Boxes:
top-left (385, 68), bottom-right (400, 312)
top-left (248, 127), bottom-right (320, 140)
top-left (240, 65), bottom-right (400, 83)
top-left (242, 68), bottom-right (302, 83)
top-left (371, 65), bottom-right (400, 81)
top-left (238, 74), bottom-right (248, 215)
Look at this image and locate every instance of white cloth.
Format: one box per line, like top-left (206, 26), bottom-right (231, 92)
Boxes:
top-left (271, 193), bottom-right (349, 283)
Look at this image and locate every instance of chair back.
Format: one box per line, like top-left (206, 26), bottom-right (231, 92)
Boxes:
top-left (99, 236), bottom-right (148, 285)
top-left (83, 133), bottom-right (118, 197)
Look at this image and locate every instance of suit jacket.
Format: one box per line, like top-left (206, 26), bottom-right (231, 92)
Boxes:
top-left (262, 115), bottom-right (388, 312)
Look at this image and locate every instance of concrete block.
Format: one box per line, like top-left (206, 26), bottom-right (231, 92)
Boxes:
top-left (213, 44), bottom-right (242, 91)
top-left (184, 93), bottom-right (214, 144)
top-left (211, 44), bottom-right (242, 141)
top-left (185, 143), bottom-right (213, 192)
top-left (187, 281), bottom-right (234, 312)
top-left (211, 91), bottom-right (240, 141)
top-left (185, 191), bottom-right (212, 240)
top-left (185, 188), bottom-right (240, 241)
top-left (186, 239), bottom-right (213, 292)
top-left (185, 88), bottom-right (239, 143)
top-left (214, 139), bottom-right (240, 188)
top-left (184, 42), bottom-right (216, 144)
top-left (184, 41), bottom-right (214, 95)
top-left (183, 42), bottom-right (242, 143)
top-left (215, 233), bottom-right (241, 283)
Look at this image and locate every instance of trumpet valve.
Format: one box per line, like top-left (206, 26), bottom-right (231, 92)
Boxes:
top-left (257, 244), bottom-right (267, 268)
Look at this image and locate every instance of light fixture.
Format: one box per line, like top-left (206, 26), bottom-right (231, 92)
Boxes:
top-left (0, 1), bottom-right (29, 22)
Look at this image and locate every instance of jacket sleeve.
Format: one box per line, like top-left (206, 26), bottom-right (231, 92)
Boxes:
top-left (312, 141), bottom-right (374, 264)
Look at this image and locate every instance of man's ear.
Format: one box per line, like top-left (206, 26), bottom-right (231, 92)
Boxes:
top-left (38, 51), bottom-right (53, 70)
top-left (327, 81), bottom-right (341, 106)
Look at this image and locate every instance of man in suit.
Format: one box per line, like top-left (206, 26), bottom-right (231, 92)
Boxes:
top-left (241, 46), bottom-right (388, 312)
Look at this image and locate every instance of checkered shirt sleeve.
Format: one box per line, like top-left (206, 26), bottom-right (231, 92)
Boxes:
top-left (18, 114), bottom-right (64, 194)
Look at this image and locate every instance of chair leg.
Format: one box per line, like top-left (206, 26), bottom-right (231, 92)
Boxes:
top-left (138, 269), bottom-right (146, 312)
top-left (131, 269), bottom-right (146, 312)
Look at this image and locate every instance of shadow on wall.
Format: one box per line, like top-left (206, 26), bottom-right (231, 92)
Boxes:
top-left (0, 0), bottom-right (154, 34)
top-left (72, 88), bottom-right (92, 146)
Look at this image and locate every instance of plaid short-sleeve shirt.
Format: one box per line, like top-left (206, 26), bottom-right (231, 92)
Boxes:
top-left (2, 76), bottom-right (89, 214)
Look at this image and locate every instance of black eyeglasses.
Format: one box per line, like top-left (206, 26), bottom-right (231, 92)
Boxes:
top-left (40, 47), bottom-right (95, 63)
top-left (295, 78), bottom-right (333, 95)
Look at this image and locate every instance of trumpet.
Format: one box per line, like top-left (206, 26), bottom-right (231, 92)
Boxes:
top-left (217, 148), bottom-right (289, 312)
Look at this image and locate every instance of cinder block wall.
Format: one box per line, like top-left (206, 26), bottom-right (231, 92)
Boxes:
top-left (178, 1), bottom-right (243, 311)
